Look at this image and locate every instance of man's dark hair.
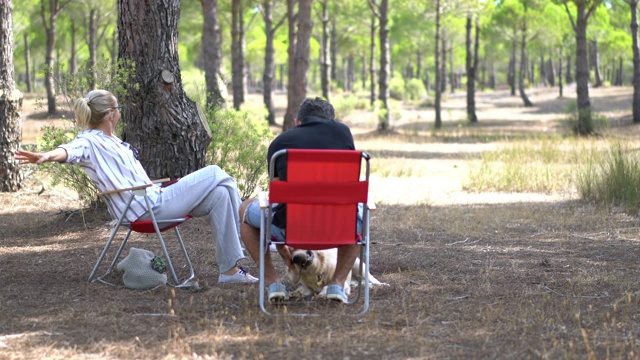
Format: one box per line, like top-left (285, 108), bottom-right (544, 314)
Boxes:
top-left (296, 97), bottom-right (335, 123)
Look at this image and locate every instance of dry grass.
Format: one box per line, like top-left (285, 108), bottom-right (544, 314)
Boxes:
top-left (2, 87), bottom-right (640, 359)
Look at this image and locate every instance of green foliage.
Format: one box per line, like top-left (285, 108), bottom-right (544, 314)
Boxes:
top-left (405, 78), bottom-right (427, 101)
top-left (38, 125), bottom-right (99, 204)
top-left (576, 143), bottom-right (640, 214)
top-left (332, 94), bottom-right (370, 121)
top-left (206, 104), bottom-right (276, 200)
top-left (389, 77), bottom-right (405, 100)
top-left (563, 101), bottom-right (608, 135)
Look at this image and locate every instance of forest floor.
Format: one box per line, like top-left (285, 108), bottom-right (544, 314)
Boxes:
top-left (2, 85), bottom-right (640, 359)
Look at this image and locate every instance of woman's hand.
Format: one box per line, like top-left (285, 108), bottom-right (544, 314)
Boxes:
top-left (15, 148), bottom-right (67, 165)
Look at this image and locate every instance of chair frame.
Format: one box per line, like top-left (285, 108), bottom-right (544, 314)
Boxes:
top-left (88, 179), bottom-right (196, 288)
top-left (258, 149), bottom-right (374, 316)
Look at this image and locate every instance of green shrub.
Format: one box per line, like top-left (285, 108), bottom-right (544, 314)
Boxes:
top-left (332, 94), bottom-right (370, 121)
top-left (206, 104), bottom-right (276, 200)
top-left (37, 125), bottom-right (99, 204)
top-left (405, 78), bottom-right (427, 101)
top-left (389, 77), bottom-right (405, 100)
top-left (576, 143), bottom-right (640, 213)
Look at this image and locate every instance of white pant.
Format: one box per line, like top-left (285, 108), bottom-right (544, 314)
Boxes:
top-left (138, 165), bottom-right (244, 273)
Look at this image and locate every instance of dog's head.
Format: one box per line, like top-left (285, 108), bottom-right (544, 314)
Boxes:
top-left (291, 248), bottom-right (315, 270)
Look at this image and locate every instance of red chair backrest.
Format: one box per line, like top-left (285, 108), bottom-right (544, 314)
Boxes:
top-left (268, 149), bottom-right (368, 250)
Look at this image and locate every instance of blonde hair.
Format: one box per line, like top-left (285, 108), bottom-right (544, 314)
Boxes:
top-left (73, 90), bottom-right (117, 129)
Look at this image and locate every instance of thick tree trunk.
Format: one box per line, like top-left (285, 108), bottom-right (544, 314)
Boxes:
top-left (320, 0), bottom-right (331, 100)
top-left (465, 15), bottom-right (478, 124)
top-left (201, 0), bottom-right (225, 109)
top-left (23, 33), bottom-right (32, 93)
top-left (0, 0), bottom-right (24, 191)
top-left (231, 0), bottom-right (246, 110)
top-left (631, 0), bottom-right (640, 123)
top-left (41, 0), bottom-right (69, 115)
top-left (434, 0), bottom-right (442, 129)
top-left (88, 9), bottom-right (98, 89)
top-left (118, 0), bottom-right (211, 179)
top-left (261, 0), bottom-right (276, 124)
top-left (574, 2), bottom-right (593, 134)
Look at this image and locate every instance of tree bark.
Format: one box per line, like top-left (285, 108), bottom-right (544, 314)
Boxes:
top-left (41, 0), bottom-right (71, 115)
top-left (591, 39), bottom-right (604, 87)
top-left (369, 13), bottom-right (377, 107)
top-left (291, 0), bottom-right (313, 115)
top-left (282, 0), bottom-right (298, 130)
top-left (559, 52), bottom-right (564, 97)
top-left (261, 0), bottom-right (279, 125)
top-left (69, 19), bottom-right (77, 75)
top-left (320, 0), bottom-right (331, 100)
top-left (23, 33), bottom-right (32, 93)
top-left (231, 0), bottom-right (246, 110)
top-left (0, 0), bottom-right (24, 192)
top-left (518, 18), bottom-right (533, 107)
top-left (566, 55), bottom-right (573, 84)
top-left (201, 0), bottom-right (225, 109)
top-left (376, 0), bottom-right (390, 131)
top-left (631, 0), bottom-right (640, 123)
top-left (434, 0), bottom-right (442, 129)
top-left (508, 37), bottom-right (516, 96)
top-left (569, 1), bottom-right (595, 134)
top-left (118, 0), bottom-right (211, 179)
top-left (465, 15), bottom-right (478, 124)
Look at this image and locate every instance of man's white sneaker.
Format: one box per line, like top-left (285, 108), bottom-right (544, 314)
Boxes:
top-left (218, 267), bottom-right (259, 284)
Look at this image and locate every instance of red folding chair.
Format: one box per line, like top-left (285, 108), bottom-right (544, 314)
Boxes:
top-left (88, 179), bottom-right (197, 288)
top-left (258, 149), bottom-right (374, 316)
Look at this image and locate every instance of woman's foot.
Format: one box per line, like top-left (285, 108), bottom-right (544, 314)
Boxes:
top-left (218, 266), bottom-right (259, 284)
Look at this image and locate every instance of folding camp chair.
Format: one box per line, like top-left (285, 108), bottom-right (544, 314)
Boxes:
top-left (258, 149), bottom-right (374, 316)
top-left (88, 178), bottom-right (197, 288)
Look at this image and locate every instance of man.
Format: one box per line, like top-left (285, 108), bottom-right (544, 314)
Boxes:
top-left (240, 97), bottom-right (359, 303)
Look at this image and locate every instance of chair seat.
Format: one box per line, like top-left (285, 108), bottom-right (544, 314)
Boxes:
top-left (129, 216), bottom-right (191, 233)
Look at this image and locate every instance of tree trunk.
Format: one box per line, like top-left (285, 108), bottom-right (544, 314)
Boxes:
top-left (23, 33), bottom-right (32, 93)
top-left (508, 37), bottom-right (516, 95)
top-left (369, 14), bottom-right (377, 107)
top-left (591, 39), bottom-right (603, 87)
top-left (118, 0), bottom-right (211, 179)
top-left (566, 55), bottom-right (573, 83)
top-left (361, 54), bottom-right (367, 90)
top-left (0, 0), bottom-right (24, 192)
top-left (631, 0), bottom-right (640, 123)
top-left (434, 0), bottom-right (442, 129)
top-left (441, 35), bottom-right (447, 93)
top-left (231, 0), bottom-right (246, 110)
top-left (320, 0), bottom-right (331, 100)
top-left (261, 0), bottom-right (277, 124)
top-left (69, 19), bottom-right (77, 75)
top-left (283, 0), bottom-right (298, 130)
top-left (88, 9), bottom-right (99, 89)
top-left (558, 52), bottom-right (564, 97)
top-left (539, 54), bottom-right (547, 87)
top-left (377, 0), bottom-right (390, 131)
top-left (548, 57), bottom-right (556, 86)
top-left (465, 15), bottom-right (478, 124)
top-left (518, 19), bottom-right (533, 107)
top-left (201, 0), bottom-right (225, 109)
top-left (573, 2), bottom-right (593, 134)
top-left (330, 17), bottom-right (338, 84)
top-left (41, 0), bottom-right (69, 115)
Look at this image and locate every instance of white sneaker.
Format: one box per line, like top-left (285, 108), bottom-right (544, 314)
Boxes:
top-left (218, 267), bottom-right (259, 284)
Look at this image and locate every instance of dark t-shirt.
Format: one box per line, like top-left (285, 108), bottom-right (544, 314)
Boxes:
top-left (267, 116), bottom-right (355, 228)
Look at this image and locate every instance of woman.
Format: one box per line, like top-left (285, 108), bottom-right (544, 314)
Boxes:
top-left (16, 89), bottom-right (257, 284)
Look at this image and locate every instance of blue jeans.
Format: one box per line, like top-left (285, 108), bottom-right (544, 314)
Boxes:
top-left (244, 199), bottom-right (364, 242)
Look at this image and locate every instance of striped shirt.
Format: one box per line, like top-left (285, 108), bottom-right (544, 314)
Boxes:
top-left (59, 129), bottom-right (161, 222)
